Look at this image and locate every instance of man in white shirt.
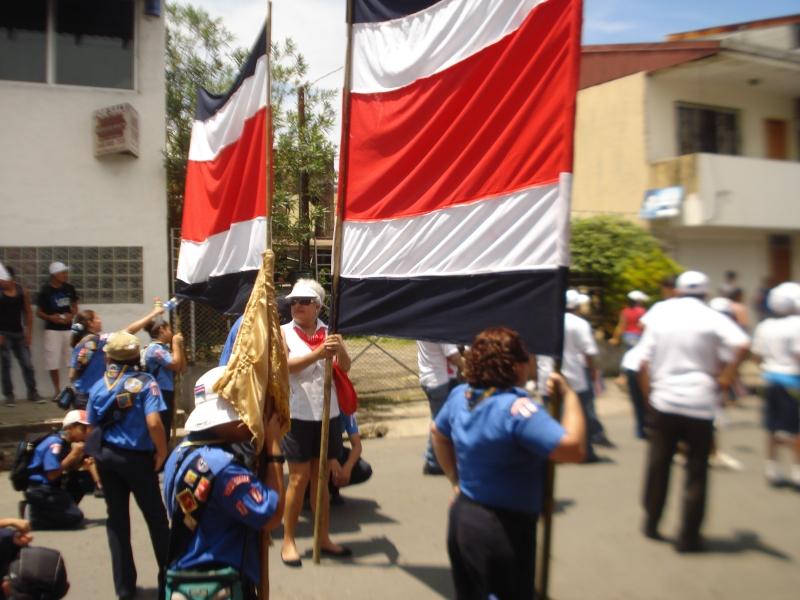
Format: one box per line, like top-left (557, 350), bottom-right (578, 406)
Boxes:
top-left (639, 271), bottom-right (750, 552)
top-left (417, 341), bottom-right (464, 474)
top-left (562, 290), bottom-right (606, 462)
top-left (751, 285), bottom-right (800, 487)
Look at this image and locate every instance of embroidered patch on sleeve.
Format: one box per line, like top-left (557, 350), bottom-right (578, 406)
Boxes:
top-left (249, 487), bottom-right (263, 504)
top-left (223, 474), bottom-right (251, 496)
top-left (183, 514), bottom-right (198, 532)
top-left (177, 489), bottom-right (198, 514)
top-left (50, 443), bottom-right (62, 455)
top-left (195, 477), bottom-right (211, 502)
top-left (124, 378), bottom-right (144, 394)
top-left (115, 392), bottom-right (133, 409)
top-left (235, 500), bottom-right (249, 516)
top-left (183, 470), bottom-right (198, 487)
top-left (149, 381), bottom-right (161, 397)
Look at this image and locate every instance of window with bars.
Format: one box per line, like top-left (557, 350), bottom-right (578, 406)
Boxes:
top-left (0, 246), bottom-right (143, 304)
top-left (677, 103), bottom-right (740, 156)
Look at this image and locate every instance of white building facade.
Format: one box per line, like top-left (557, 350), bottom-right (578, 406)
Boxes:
top-left (0, 0), bottom-right (168, 395)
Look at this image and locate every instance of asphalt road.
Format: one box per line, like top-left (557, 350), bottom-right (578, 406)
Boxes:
top-left (1, 394), bottom-right (798, 599)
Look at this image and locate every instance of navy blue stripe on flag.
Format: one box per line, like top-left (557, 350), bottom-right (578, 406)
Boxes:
top-left (176, 270), bottom-right (258, 316)
top-left (336, 269), bottom-right (567, 356)
top-left (195, 24), bottom-right (266, 122)
top-left (353, 0), bottom-right (443, 24)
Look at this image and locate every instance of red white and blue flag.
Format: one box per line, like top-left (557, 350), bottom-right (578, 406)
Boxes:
top-left (335, 0), bottom-right (582, 354)
top-left (176, 26), bottom-right (269, 314)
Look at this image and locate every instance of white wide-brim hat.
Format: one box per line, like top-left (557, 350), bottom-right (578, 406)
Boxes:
top-left (184, 366), bottom-right (242, 432)
top-left (768, 285), bottom-right (797, 316)
top-left (285, 283), bottom-right (321, 303)
top-left (627, 290), bottom-right (649, 302)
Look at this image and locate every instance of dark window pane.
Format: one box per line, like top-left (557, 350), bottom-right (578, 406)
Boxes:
top-left (0, 1), bottom-right (47, 83)
top-left (56, 0), bottom-right (134, 89)
top-left (677, 104), bottom-right (739, 156)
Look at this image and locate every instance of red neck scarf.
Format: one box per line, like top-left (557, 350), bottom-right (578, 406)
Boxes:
top-left (293, 322), bottom-right (326, 349)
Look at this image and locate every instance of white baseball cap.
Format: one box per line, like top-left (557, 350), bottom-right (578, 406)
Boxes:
top-left (49, 261), bottom-right (69, 275)
top-left (62, 409), bottom-right (90, 428)
top-left (285, 283), bottom-right (321, 303)
top-left (767, 285), bottom-right (797, 316)
top-left (773, 282), bottom-right (800, 315)
top-left (627, 290), bottom-right (649, 302)
top-left (184, 366), bottom-right (242, 432)
top-left (0, 261), bottom-right (9, 281)
top-left (676, 271), bottom-right (709, 296)
top-left (565, 289), bottom-right (582, 310)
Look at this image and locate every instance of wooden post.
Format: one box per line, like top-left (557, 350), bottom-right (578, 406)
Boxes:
top-left (537, 359), bottom-right (563, 599)
top-left (312, 0), bottom-right (354, 565)
top-left (258, 3), bottom-right (274, 598)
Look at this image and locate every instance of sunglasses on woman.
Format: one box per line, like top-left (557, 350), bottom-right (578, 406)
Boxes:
top-left (290, 298), bottom-right (315, 306)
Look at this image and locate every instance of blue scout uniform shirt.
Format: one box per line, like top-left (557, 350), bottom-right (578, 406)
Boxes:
top-left (218, 316), bottom-right (243, 367)
top-left (435, 384), bottom-right (565, 514)
top-left (163, 443), bottom-right (278, 584)
top-left (27, 433), bottom-right (66, 486)
top-left (144, 342), bottom-right (175, 392)
top-left (87, 366), bottom-right (167, 451)
top-left (70, 334), bottom-right (108, 394)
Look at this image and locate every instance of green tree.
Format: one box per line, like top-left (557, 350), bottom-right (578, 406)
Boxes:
top-left (166, 5), bottom-right (337, 277)
top-left (570, 215), bottom-right (681, 335)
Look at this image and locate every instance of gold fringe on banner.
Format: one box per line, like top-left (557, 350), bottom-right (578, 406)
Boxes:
top-left (214, 250), bottom-right (290, 452)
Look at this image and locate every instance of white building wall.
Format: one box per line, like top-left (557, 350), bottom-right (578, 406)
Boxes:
top-left (0, 3), bottom-right (168, 396)
top-left (645, 72), bottom-right (798, 162)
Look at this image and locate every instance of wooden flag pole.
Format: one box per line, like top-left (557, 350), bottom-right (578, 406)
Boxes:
top-left (537, 358), bottom-right (563, 599)
top-left (312, 0), bottom-right (354, 565)
top-left (258, 3), bottom-right (274, 598)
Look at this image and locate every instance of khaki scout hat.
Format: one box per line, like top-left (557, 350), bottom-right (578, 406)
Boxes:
top-left (105, 331), bottom-right (141, 361)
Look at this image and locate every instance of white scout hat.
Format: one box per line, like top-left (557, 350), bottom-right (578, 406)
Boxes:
top-left (184, 366), bottom-right (242, 433)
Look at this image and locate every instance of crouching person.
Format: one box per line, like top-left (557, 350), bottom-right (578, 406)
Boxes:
top-left (24, 410), bottom-right (91, 530)
top-left (163, 367), bottom-right (285, 600)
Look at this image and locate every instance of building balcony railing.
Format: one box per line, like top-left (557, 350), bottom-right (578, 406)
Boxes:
top-left (649, 153), bottom-right (800, 229)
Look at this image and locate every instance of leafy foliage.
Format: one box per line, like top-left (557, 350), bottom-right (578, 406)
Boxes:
top-left (166, 5), bottom-right (337, 276)
top-left (570, 216), bottom-right (681, 334)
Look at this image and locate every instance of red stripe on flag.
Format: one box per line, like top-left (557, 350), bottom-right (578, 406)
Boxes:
top-left (343, 0), bottom-right (579, 222)
top-left (182, 107), bottom-right (268, 242)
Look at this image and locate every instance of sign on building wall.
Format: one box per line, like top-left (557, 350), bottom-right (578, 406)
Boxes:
top-left (640, 186), bottom-right (683, 219)
top-left (93, 103), bottom-right (139, 157)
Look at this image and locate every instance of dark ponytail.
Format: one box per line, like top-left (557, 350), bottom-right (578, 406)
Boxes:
top-left (71, 310), bottom-right (96, 347)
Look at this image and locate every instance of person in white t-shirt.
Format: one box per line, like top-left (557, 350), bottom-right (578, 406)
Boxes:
top-left (638, 271), bottom-right (750, 552)
top-left (562, 290), bottom-right (605, 462)
top-left (751, 285), bottom-right (800, 487)
top-left (417, 341), bottom-right (464, 474)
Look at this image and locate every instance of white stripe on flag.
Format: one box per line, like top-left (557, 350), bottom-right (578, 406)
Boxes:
top-left (176, 217), bottom-right (267, 284)
top-left (188, 54), bottom-right (268, 162)
top-left (340, 178), bottom-right (570, 279)
top-left (352, 0), bottom-right (549, 94)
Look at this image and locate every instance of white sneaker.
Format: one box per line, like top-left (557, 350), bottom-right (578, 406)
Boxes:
top-left (764, 461), bottom-right (783, 486)
top-left (713, 452), bottom-right (744, 472)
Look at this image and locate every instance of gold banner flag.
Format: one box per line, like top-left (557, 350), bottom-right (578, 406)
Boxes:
top-left (214, 250), bottom-right (290, 452)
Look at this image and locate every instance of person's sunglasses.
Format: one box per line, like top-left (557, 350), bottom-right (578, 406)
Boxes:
top-left (290, 298), bottom-right (315, 306)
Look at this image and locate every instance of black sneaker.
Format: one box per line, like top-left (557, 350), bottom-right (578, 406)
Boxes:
top-left (422, 463), bottom-right (445, 476)
top-left (27, 392), bottom-right (46, 404)
top-left (4, 395), bottom-right (16, 407)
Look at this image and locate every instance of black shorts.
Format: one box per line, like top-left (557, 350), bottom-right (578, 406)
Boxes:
top-left (764, 384), bottom-right (800, 434)
top-left (282, 418), bottom-right (343, 463)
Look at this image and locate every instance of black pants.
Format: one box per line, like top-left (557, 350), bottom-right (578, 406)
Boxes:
top-left (330, 446), bottom-right (373, 494)
top-left (447, 494), bottom-right (538, 600)
top-left (24, 484), bottom-right (84, 530)
top-left (96, 445), bottom-right (169, 599)
top-left (0, 331), bottom-right (37, 398)
top-left (624, 369), bottom-right (647, 439)
top-left (643, 410), bottom-right (713, 545)
top-left (160, 390), bottom-right (175, 442)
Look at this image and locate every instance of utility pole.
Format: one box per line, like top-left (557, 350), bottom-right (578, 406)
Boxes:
top-left (298, 85), bottom-right (311, 272)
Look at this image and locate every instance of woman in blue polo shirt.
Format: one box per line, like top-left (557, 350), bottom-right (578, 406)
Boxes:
top-left (432, 327), bottom-right (586, 600)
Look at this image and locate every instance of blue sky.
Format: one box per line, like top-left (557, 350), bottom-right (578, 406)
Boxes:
top-left (583, 0), bottom-right (800, 44)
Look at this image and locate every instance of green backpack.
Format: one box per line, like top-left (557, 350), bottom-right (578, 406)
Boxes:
top-left (165, 567), bottom-right (244, 600)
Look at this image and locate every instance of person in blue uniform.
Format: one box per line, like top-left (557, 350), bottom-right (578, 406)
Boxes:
top-left (87, 331), bottom-right (169, 600)
top-left (23, 410), bottom-right (91, 530)
top-left (163, 366), bottom-right (285, 599)
top-left (70, 306), bottom-right (165, 409)
top-left (432, 327), bottom-right (587, 600)
top-left (143, 318), bottom-right (185, 439)
top-left (328, 412), bottom-right (373, 504)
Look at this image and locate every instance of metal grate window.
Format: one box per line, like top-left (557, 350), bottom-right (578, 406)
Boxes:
top-left (0, 246), bottom-right (143, 304)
